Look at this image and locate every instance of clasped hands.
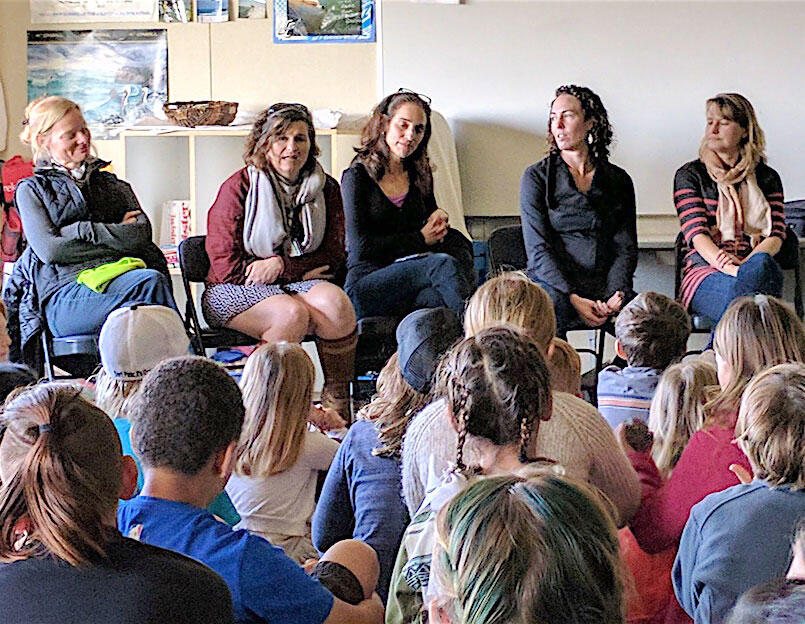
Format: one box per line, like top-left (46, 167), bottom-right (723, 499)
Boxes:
top-left (715, 249), bottom-right (741, 277)
top-left (421, 209), bottom-right (450, 245)
top-left (569, 290), bottom-right (623, 327)
top-left (245, 257), bottom-right (333, 285)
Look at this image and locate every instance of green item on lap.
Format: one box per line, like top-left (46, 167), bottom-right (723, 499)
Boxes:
top-left (76, 257), bottom-right (147, 293)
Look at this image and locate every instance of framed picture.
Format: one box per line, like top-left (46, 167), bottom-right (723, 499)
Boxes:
top-left (27, 29), bottom-right (168, 138)
top-left (273, 0), bottom-right (375, 43)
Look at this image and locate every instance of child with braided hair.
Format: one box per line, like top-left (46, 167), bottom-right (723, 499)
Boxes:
top-left (385, 325), bottom-right (561, 624)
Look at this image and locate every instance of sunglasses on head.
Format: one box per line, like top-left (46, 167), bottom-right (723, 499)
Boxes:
top-left (267, 103), bottom-right (313, 119)
top-left (394, 88), bottom-right (432, 106)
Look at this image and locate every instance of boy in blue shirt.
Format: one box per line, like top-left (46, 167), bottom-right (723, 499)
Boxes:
top-left (118, 356), bottom-right (384, 624)
top-left (597, 292), bottom-right (691, 428)
top-left (674, 363), bottom-right (805, 624)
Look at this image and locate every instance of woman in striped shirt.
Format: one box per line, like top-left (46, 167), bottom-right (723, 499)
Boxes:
top-left (675, 93), bottom-right (786, 326)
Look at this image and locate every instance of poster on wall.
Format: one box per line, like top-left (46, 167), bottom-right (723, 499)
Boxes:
top-left (273, 0), bottom-right (375, 43)
top-left (29, 0), bottom-right (157, 23)
top-left (27, 30), bottom-right (168, 139)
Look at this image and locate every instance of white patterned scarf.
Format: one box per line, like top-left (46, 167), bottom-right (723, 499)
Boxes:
top-left (243, 161), bottom-right (327, 258)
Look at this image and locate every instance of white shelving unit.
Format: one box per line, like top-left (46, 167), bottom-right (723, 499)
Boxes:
top-left (118, 126), bottom-right (362, 244)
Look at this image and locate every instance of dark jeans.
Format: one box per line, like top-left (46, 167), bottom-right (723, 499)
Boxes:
top-left (689, 253), bottom-right (783, 326)
top-left (346, 253), bottom-right (473, 320)
top-left (45, 269), bottom-right (177, 337)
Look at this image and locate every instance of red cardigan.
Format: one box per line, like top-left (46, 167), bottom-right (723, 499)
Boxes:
top-left (205, 167), bottom-right (345, 284)
top-left (626, 412), bottom-right (752, 624)
top-left (628, 411), bottom-right (752, 555)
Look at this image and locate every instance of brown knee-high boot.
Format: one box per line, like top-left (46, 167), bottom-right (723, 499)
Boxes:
top-left (316, 327), bottom-right (357, 424)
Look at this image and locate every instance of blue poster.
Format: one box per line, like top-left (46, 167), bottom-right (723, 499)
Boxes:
top-left (274, 0), bottom-right (374, 43)
top-left (27, 29), bottom-right (168, 138)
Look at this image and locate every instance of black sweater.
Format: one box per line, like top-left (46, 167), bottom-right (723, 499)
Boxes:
top-left (520, 152), bottom-right (637, 299)
top-left (341, 161), bottom-right (472, 290)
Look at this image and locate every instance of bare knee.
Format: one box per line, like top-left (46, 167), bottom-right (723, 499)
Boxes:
top-left (278, 299), bottom-right (310, 340)
top-left (304, 284), bottom-right (356, 333)
top-left (257, 298), bottom-right (310, 342)
top-left (319, 539), bottom-right (379, 600)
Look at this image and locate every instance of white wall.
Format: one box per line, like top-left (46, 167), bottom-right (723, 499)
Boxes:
top-left (381, 1), bottom-right (805, 218)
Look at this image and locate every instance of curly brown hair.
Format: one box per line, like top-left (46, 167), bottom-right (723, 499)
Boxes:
top-left (243, 103), bottom-right (320, 175)
top-left (353, 90), bottom-right (433, 196)
top-left (547, 85), bottom-right (613, 165)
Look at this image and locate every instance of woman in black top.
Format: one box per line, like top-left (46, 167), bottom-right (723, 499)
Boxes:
top-left (520, 85), bottom-right (637, 337)
top-left (341, 90), bottom-right (474, 320)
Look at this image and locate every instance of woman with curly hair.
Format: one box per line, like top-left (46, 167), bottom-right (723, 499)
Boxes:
top-left (341, 89), bottom-right (474, 320)
top-left (520, 85), bottom-right (638, 336)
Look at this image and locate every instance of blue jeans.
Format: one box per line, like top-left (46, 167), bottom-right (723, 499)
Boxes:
top-left (45, 269), bottom-right (177, 337)
top-left (689, 253), bottom-right (783, 326)
top-left (346, 253), bottom-right (473, 319)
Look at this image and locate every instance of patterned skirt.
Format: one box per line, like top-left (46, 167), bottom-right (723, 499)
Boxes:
top-left (201, 279), bottom-right (322, 327)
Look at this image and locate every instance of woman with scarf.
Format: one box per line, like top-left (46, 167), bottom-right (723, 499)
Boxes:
top-left (675, 93), bottom-right (787, 325)
top-left (204, 103), bottom-right (356, 420)
top-left (9, 96), bottom-right (175, 361)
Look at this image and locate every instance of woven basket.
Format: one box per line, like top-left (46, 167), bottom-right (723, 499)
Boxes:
top-left (163, 101), bottom-right (239, 127)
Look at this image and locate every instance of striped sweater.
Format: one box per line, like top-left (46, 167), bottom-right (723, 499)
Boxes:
top-left (674, 159), bottom-right (785, 308)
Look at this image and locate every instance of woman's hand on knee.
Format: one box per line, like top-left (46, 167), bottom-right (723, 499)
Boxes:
top-left (303, 265), bottom-right (334, 280)
top-left (245, 257), bottom-right (284, 285)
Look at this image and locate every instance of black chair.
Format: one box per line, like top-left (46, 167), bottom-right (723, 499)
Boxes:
top-left (41, 329), bottom-right (99, 381)
top-left (178, 235), bottom-right (258, 355)
top-left (674, 226), bottom-right (803, 336)
top-left (486, 224), bottom-right (612, 376)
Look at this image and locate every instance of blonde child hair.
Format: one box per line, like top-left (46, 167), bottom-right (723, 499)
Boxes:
top-left (648, 359), bottom-right (718, 477)
top-left (357, 352), bottom-right (428, 458)
top-left (463, 271), bottom-right (555, 354)
top-left (736, 363), bottom-right (805, 491)
top-left (93, 375), bottom-right (140, 420)
top-left (708, 295), bottom-right (805, 426)
top-left (547, 338), bottom-right (581, 396)
top-left (235, 342), bottom-right (315, 477)
top-left (20, 96), bottom-right (88, 163)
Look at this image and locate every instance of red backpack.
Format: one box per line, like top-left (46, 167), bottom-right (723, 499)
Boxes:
top-left (0, 155), bottom-right (34, 263)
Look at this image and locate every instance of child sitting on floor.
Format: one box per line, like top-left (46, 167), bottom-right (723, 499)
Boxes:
top-left (674, 363), bottom-right (805, 623)
top-left (94, 304), bottom-right (240, 526)
top-left (0, 383), bottom-right (234, 623)
top-left (648, 359), bottom-right (718, 478)
top-left (618, 358), bottom-right (718, 623)
top-left (312, 307), bottom-right (462, 604)
top-left (598, 292), bottom-right (691, 429)
top-left (118, 356), bottom-right (383, 624)
top-left (387, 325), bottom-right (558, 624)
top-left (226, 342), bottom-right (339, 563)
